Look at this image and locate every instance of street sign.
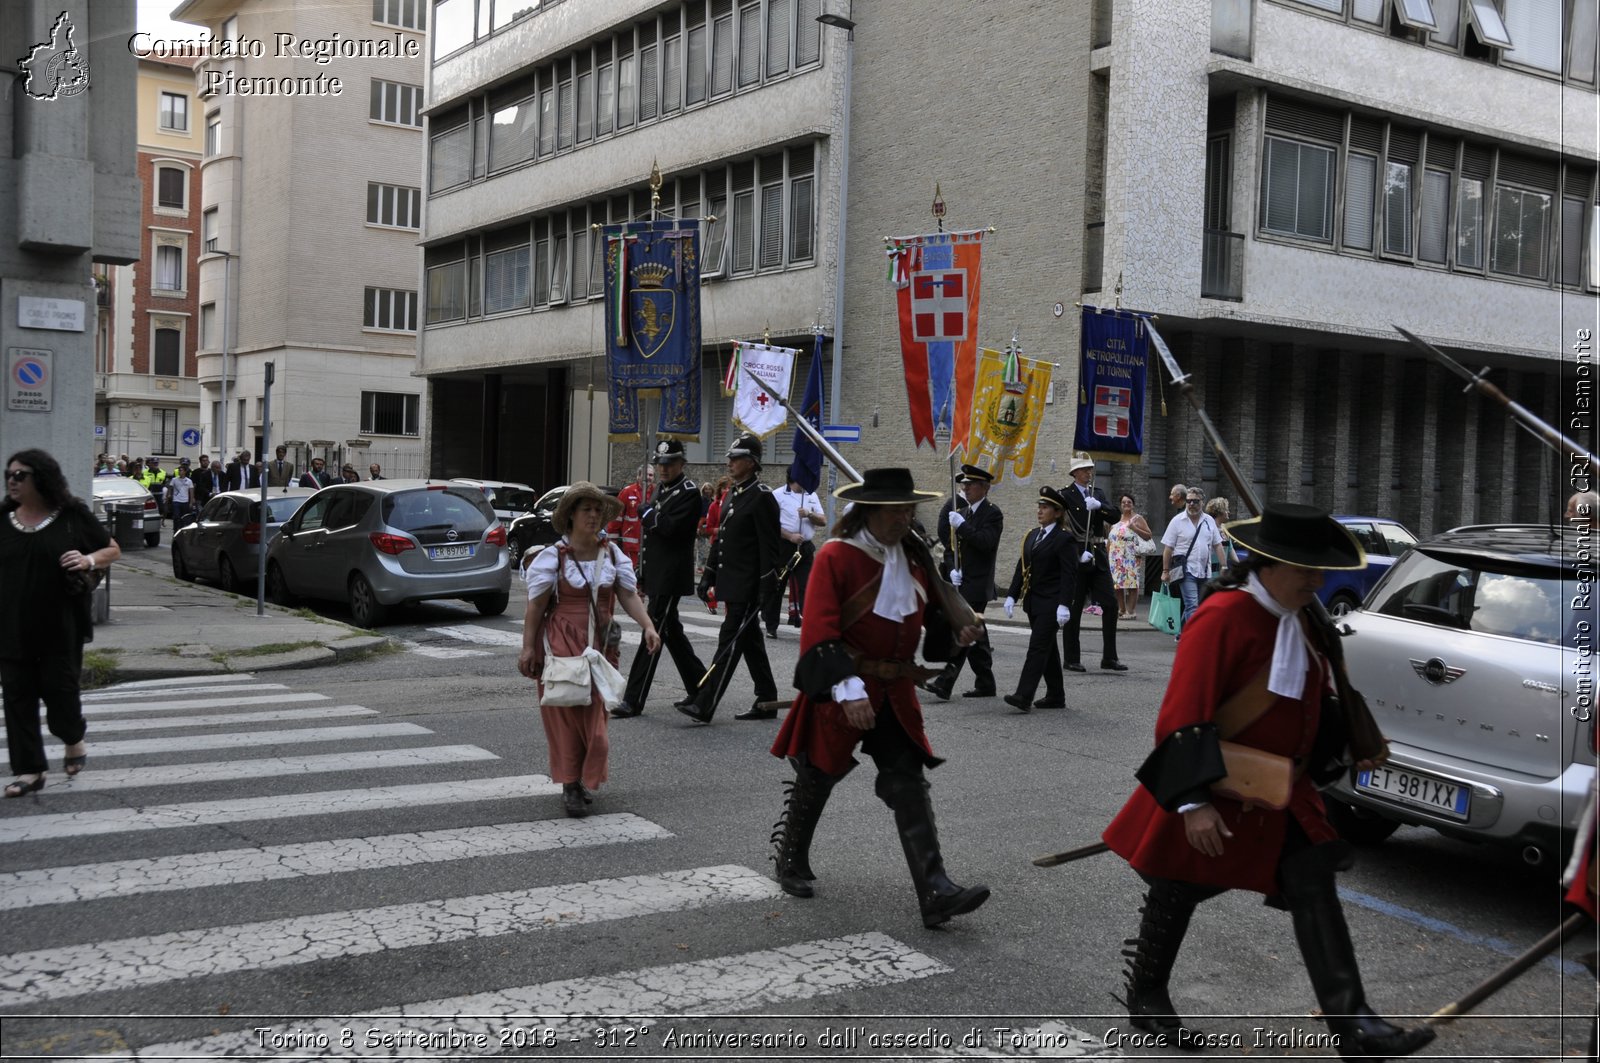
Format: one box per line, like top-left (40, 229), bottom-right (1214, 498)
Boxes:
top-left (821, 424), bottom-right (861, 444)
top-left (94, 425), bottom-right (106, 438)
top-left (181, 428), bottom-right (201, 447)
top-left (6, 347), bottom-right (52, 412)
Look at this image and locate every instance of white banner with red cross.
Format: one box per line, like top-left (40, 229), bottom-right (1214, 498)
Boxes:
top-left (729, 341), bottom-right (797, 439)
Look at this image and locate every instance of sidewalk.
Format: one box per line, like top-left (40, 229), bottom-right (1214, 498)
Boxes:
top-left (85, 544), bottom-right (393, 686)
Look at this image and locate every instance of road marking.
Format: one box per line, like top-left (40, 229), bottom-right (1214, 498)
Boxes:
top-left (0, 774), bottom-right (557, 845)
top-left (80, 691), bottom-right (328, 715)
top-left (0, 813), bottom-right (669, 909)
top-left (108, 604), bottom-right (171, 612)
top-left (82, 682), bottom-right (290, 702)
top-left (136, 932), bottom-right (949, 1058)
top-left (90, 673), bottom-right (264, 692)
top-left (426, 624), bottom-right (521, 646)
top-left (67, 705), bottom-right (377, 733)
top-left (49, 744), bottom-right (498, 794)
top-left (1340, 887), bottom-right (1587, 978)
top-left (0, 865), bottom-right (782, 1005)
top-left (0, 722), bottom-right (432, 763)
top-left (397, 638), bottom-right (493, 659)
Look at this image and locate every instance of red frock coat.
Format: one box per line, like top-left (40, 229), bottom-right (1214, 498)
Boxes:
top-left (771, 539), bottom-right (936, 776)
top-left (1565, 725), bottom-right (1597, 920)
top-left (1102, 589), bottom-right (1339, 895)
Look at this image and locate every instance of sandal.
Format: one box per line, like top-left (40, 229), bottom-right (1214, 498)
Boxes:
top-left (63, 753), bottom-right (87, 777)
top-left (4, 776), bottom-right (44, 798)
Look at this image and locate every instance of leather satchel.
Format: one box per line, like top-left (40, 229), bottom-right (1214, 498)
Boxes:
top-left (1212, 740), bottom-right (1293, 810)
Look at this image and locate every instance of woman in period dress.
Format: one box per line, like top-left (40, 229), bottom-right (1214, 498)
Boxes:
top-left (1108, 493), bottom-right (1153, 619)
top-left (518, 483), bottom-right (659, 817)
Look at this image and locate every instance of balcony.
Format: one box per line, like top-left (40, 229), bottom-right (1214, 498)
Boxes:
top-left (1201, 228), bottom-right (1243, 300)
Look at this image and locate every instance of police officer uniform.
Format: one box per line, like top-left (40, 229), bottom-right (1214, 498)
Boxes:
top-left (612, 440), bottom-right (707, 718)
top-left (1059, 454), bottom-right (1125, 671)
top-left (1002, 486), bottom-right (1077, 712)
top-left (921, 463), bottom-right (1003, 700)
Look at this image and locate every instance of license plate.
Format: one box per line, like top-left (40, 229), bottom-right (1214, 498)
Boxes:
top-left (428, 544), bottom-right (474, 560)
top-left (1356, 766), bottom-right (1470, 819)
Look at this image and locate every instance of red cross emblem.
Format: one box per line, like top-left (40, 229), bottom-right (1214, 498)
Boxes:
top-left (1093, 385), bottom-right (1131, 438)
top-left (755, 392), bottom-right (770, 408)
top-left (910, 270), bottom-right (968, 342)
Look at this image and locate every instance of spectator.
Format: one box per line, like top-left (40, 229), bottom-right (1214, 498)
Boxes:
top-left (190, 454), bottom-right (216, 507)
top-left (1108, 493), bottom-right (1153, 619)
top-left (768, 464), bottom-right (825, 633)
top-left (1161, 488), bottom-right (1228, 627)
top-left (1205, 497), bottom-right (1239, 573)
top-left (298, 457), bottom-right (333, 489)
top-left (699, 476), bottom-right (731, 613)
top-left (340, 464), bottom-right (361, 483)
top-left (368, 463), bottom-right (384, 481)
top-left (166, 460), bottom-right (196, 529)
top-left (265, 445), bottom-right (296, 487)
top-left (695, 481), bottom-right (715, 575)
top-left (225, 450), bottom-right (259, 491)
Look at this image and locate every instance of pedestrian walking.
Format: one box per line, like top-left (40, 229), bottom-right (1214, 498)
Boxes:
top-left (1162, 488), bottom-right (1229, 627)
top-left (921, 463), bottom-right (1003, 701)
top-left (165, 460), bottom-right (196, 529)
top-left (1001, 486), bottom-right (1076, 713)
top-left (1059, 454), bottom-right (1125, 671)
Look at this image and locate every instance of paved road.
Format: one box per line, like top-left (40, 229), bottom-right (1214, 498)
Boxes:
top-left (1, 566), bottom-right (1592, 1058)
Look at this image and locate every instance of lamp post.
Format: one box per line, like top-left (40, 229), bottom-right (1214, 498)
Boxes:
top-left (215, 249), bottom-right (235, 462)
top-left (817, 3), bottom-right (855, 521)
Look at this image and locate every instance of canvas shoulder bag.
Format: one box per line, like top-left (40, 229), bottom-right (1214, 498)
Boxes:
top-left (537, 546), bottom-right (603, 708)
top-left (1209, 663), bottom-right (1295, 811)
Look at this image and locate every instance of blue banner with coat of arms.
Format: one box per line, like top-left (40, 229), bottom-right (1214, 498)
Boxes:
top-left (604, 219), bottom-right (703, 440)
top-left (1073, 306), bottom-right (1148, 461)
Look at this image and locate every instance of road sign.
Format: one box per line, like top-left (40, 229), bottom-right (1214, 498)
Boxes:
top-left (182, 428), bottom-right (201, 447)
top-left (94, 425), bottom-right (106, 438)
top-left (7, 347), bottom-right (52, 412)
top-left (821, 424), bottom-right (861, 444)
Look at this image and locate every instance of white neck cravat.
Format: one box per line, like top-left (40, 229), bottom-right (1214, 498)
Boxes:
top-left (1243, 572), bottom-right (1312, 701)
top-left (849, 527), bottom-right (918, 621)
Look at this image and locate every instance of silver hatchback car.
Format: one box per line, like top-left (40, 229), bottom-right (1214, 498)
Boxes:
top-left (172, 487), bottom-right (318, 591)
top-left (1328, 524), bottom-right (1596, 869)
top-left (264, 480), bottom-right (511, 627)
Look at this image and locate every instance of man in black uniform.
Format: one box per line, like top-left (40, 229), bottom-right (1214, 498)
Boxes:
top-left (612, 441), bottom-right (708, 718)
top-left (681, 432), bottom-right (781, 724)
top-left (1060, 453), bottom-right (1125, 671)
top-left (920, 463), bottom-right (1003, 701)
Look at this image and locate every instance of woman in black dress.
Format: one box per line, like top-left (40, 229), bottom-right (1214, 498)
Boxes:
top-left (1001, 487), bottom-right (1077, 713)
top-left (2, 449), bottom-right (120, 798)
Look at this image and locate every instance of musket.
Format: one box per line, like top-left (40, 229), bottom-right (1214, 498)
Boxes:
top-left (1395, 325), bottom-right (1598, 470)
top-left (1424, 911), bottom-right (1591, 1026)
top-left (740, 367), bottom-right (980, 631)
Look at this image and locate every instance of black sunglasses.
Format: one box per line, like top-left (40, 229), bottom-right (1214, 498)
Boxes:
top-left (5, 470), bottom-right (32, 483)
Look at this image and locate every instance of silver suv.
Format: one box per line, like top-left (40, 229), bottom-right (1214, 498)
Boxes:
top-left (264, 480), bottom-right (511, 627)
top-left (1328, 524), bottom-right (1596, 869)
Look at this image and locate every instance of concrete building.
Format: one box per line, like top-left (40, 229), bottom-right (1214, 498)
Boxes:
top-left (420, 0), bottom-right (1597, 536)
top-left (95, 54), bottom-right (206, 467)
top-left (174, 0), bottom-right (430, 478)
top-left (1, 1), bottom-right (139, 491)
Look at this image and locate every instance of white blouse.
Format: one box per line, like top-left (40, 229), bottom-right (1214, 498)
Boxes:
top-left (524, 538), bottom-right (637, 600)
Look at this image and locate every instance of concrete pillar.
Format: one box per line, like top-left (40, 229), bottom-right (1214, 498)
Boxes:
top-left (1399, 359), bottom-right (1437, 536)
top-left (1284, 345), bottom-right (1312, 505)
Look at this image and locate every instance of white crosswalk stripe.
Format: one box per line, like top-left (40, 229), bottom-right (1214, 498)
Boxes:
top-left (88, 672), bottom-right (267, 692)
top-left (48, 744), bottom-right (498, 794)
top-left (82, 681), bottom-right (290, 702)
top-left (79, 690), bottom-right (328, 714)
top-left (53, 704), bottom-right (377, 733)
top-left (6, 722), bottom-right (432, 760)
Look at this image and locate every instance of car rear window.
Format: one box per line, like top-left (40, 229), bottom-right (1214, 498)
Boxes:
top-left (263, 496), bottom-right (311, 523)
top-left (1371, 549), bottom-right (1572, 645)
top-left (383, 488), bottom-right (494, 535)
top-left (492, 486), bottom-right (536, 512)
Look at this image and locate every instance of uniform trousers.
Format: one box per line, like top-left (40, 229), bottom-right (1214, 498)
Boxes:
top-left (623, 593), bottom-right (705, 706)
top-left (695, 599), bottom-right (777, 711)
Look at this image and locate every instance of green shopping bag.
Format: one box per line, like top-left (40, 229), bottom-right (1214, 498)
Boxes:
top-left (1147, 582), bottom-right (1182, 636)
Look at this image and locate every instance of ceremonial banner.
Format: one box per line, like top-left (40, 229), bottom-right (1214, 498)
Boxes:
top-left (729, 341), bottom-right (797, 439)
top-left (1073, 306), bottom-right (1148, 461)
top-left (604, 219), bottom-right (703, 440)
top-left (966, 347), bottom-right (1053, 483)
top-left (887, 229), bottom-right (985, 450)
top-left (790, 332), bottom-right (826, 493)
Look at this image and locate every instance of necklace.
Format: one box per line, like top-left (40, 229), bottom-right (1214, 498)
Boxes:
top-left (8, 509), bottom-right (58, 533)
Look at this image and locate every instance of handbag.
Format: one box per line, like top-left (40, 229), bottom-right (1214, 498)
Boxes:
top-left (1146, 582), bottom-right (1183, 635)
top-left (536, 544), bottom-right (628, 709)
top-left (1133, 527), bottom-right (1158, 557)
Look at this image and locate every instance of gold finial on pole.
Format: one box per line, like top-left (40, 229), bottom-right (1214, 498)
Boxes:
top-left (763, 322), bottom-right (772, 345)
top-left (649, 160), bottom-right (663, 217)
top-left (931, 183), bottom-right (946, 231)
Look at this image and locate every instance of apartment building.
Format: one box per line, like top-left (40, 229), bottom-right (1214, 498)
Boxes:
top-left (96, 55), bottom-right (205, 465)
top-left (420, 0), bottom-right (1597, 534)
top-left (174, 0), bottom-right (430, 477)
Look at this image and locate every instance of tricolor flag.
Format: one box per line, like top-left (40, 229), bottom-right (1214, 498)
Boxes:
top-left (888, 229), bottom-right (986, 450)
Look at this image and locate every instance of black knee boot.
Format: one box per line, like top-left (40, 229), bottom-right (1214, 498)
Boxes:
top-left (1282, 860), bottom-right (1436, 1060)
top-left (877, 767), bottom-right (990, 928)
top-left (1121, 879), bottom-right (1208, 1051)
top-left (769, 755), bottom-right (845, 898)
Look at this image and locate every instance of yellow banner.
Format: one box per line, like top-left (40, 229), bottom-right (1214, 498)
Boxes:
top-left (965, 348), bottom-right (1054, 483)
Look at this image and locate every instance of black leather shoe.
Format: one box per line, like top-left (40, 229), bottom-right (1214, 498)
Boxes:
top-left (1002, 694), bottom-right (1032, 713)
top-left (1064, 662), bottom-right (1087, 673)
top-left (1101, 659), bottom-right (1129, 672)
top-left (961, 687), bottom-right (997, 699)
top-left (766, 628), bottom-right (779, 639)
top-left (735, 702), bottom-right (778, 720)
top-left (609, 700), bottom-right (644, 718)
top-left (672, 696), bottom-right (697, 709)
top-left (676, 701), bottom-right (714, 724)
top-left (918, 677), bottom-right (954, 701)
top-left (1033, 697), bottom-right (1066, 709)
top-left (788, 612), bottom-right (802, 628)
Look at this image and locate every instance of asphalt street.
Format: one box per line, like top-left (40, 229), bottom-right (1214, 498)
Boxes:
top-left (0, 564), bottom-right (1594, 1060)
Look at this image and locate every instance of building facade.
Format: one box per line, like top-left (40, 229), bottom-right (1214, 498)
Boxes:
top-left (419, 0), bottom-right (1597, 536)
top-left (174, 0), bottom-right (430, 478)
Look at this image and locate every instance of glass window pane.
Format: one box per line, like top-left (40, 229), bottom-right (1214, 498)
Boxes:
top-left (639, 44), bottom-right (658, 119)
top-left (732, 189), bottom-right (755, 272)
top-left (570, 229), bottom-right (588, 296)
top-left (485, 246), bottom-right (531, 313)
top-left (1559, 196), bottom-right (1586, 285)
top-left (759, 183), bottom-right (784, 267)
top-left (1383, 160), bottom-right (1414, 255)
top-left (1501, 0), bottom-right (1562, 71)
top-left (1344, 153), bottom-right (1377, 250)
top-left (1352, 0), bottom-right (1384, 25)
top-left (795, 0), bottom-right (821, 64)
top-left (1419, 169), bottom-right (1450, 263)
top-left (550, 237), bottom-right (568, 302)
top-left (1570, 0), bottom-right (1598, 82)
top-left (1430, 0), bottom-right (1460, 44)
top-left (686, 26), bottom-right (707, 104)
top-left (1492, 186), bottom-right (1551, 279)
top-left (767, 0), bottom-right (791, 75)
top-left (618, 54), bottom-right (636, 127)
top-left (1261, 138), bottom-right (1300, 234)
top-left (434, 0), bottom-right (473, 57)
top-left (558, 79), bottom-right (574, 148)
top-left (738, 3), bottom-right (761, 87)
top-left (712, 14), bottom-right (734, 95)
top-left (1298, 144), bottom-right (1332, 240)
top-left (539, 88), bottom-right (555, 155)
top-left (703, 198), bottom-right (728, 275)
top-left (1465, 0), bottom-right (1513, 47)
top-left (576, 71), bottom-right (593, 142)
top-left (664, 36), bottom-right (683, 112)
top-left (1395, 0), bottom-right (1438, 29)
top-left (1457, 176), bottom-right (1484, 267)
top-left (597, 65), bottom-right (614, 135)
top-left (789, 176), bottom-right (813, 261)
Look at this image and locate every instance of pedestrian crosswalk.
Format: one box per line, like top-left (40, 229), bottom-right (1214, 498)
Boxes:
top-left (0, 672), bottom-right (1113, 1056)
top-left (400, 601), bottom-right (732, 659)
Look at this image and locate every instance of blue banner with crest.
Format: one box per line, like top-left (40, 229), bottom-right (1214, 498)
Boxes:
top-left (1073, 306), bottom-right (1148, 460)
top-left (604, 219), bottom-right (703, 440)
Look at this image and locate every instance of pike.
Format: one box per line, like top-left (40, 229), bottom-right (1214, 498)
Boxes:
top-left (693, 546), bottom-right (804, 690)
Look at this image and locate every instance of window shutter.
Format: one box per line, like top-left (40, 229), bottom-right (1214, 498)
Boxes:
top-left (759, 183), bottom-right (783, 268)
top-left (738, 3), bottom-right (761, 86)
top-left (732, 189), bottom-right (756, 272)
top-left (1348, 115), bottom-right (1383, 154)
top-left (1418, 169), bottom-right (1450, 263)
top-left (712, 12), bottom-right (735, 95)
top-left (794, 0), bottom-right (821, 64)
top-left (1498, 152), bottom-right (1558, 193)
top-left (639, 44), bottom-right (658, 119)
top-left (1383, 161), bottom-right (1413, 255)
top-left (1461, 142), bottom-right (1493, 179)
top-left (687, 26), bottom-right (707, 103)
top-left (1427, 135), bottom-right (1457, 169)
top-left (1386, 127), bottom-right (1420, 165)
top-left (1264, 96), bottom-right (1341, 144)
top-left (663, 36), bottom-right (682, 111)
top-left (767, 0), bottom-right (790, 76)
top-left (1344, 153), bottom-right (1376, 251)
top-left (1559, 195), bottom-right (1586, 285)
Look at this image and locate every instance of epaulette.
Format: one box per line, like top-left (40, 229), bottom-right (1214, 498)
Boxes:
top-left (757, 483), bottom-right (773, 492)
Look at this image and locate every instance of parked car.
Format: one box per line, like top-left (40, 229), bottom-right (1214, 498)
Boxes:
top-left (171, 487), bottom-right (318, 591)
top-left (1326, 523), bottom-right (1596, 869)
top-left (1234, 514), bottom-right (1416, 616)
top-left (449, 478), bottom-right (538, 526)
top-left (264, 479), bottom-right (511, 627)
top-left (91, 474), bottom-right (162, 548)
top-left (505, 485), bottom-right (567, 562)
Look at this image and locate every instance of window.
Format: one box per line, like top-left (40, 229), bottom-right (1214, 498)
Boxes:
top-left (795, 0), bottom-right (822, 64)
top-left (361, 392), bottom-right (421, 436)
top-left (686, 21), bottom-right (708, 104)
top-left (427, 257), bottom-right (468, 321)
top-left (731, 188), bottom-right (756, 272)
top-left (597, 61), bottom-right (615, 136)
top-left (790, 174), bottom-right (814, 261)
top-left (1492, 185), bottom-right (1552, 279)
top-left (737, 1), bottom-right (761, 88)
top-left (639, 43), bottom-right (658, 120)
top-left (1343, 153), bottom-right (1377, 250)
top-left (538, 82), bottom-right (556, 156)
top-left (767, 0), bottom-right (791, 76)
top-left (1457, 176), bottom-right (1485, 267)
top-left (1260, 135), bottom-right (1334, 242)
top-left (153, 330), bottom-right (181, 377)
top-left (433, 0), bottom-right (473, 57)
top-left (618, 50), bottom-right (637, 128)
top-left (430, 122), bottom-right (472, 190)
top-left (576, 66), bottom-right (593, 142)
top-left (1464, 0), bottom-right (1514, 47)
top-left (372, 0), bottom-right (425, 30)
top-left (159, 91), bottom-right (189, 132)
top-left (370, 80), bottom-right (423, 126)
top-left (205, 114), bottom-right (221, 156)
top-left (364, 286), bottom-right (419, 331)
top-left (711, 2), bottom-right (735, 96)
top-left (491, 98), bottom-right (538, 171)
top-left (558, 72), bottom-right (574, 149)
top-left (570, 225), bottom-right (590, 298)
top-left (367, 182), bottom-right (422, 228)
top-left (663, 32), bottom-right (684, 112)
top-left (154, 408), bottom-right (179, 453)
top-left (1558, 193), bottom-right (1588, 286)
top-left (1500, 0), bottom-right (1563, 73)
top-left (485, 242), bottom-right (531, 313)
top-left (758, 156), bottom-right (784, 269)
top-left (1418, 168), bottom-right (1452, 263)
top-left (154, 244), bottom-right (184, 292)
top-left (203, 208), bottom-right (218, 253)
top-left (1382, 160), bottom-right (1414, 255)
top-left (157, 166), bottom-right (186, 210)
top-left (201, 303), bottom-right (215, 349)
top-left (549, 235), bottom-right (569, 303)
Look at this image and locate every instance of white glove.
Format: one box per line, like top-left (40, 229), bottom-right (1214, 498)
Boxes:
top-left (1056, 605), bottom-right (1070, 627)
top-left (948, 511), bottom-right (965, 530)
top-left (1084, 495), bottom-right (1102, 511)
top-left (1080, 550), bottom-right (1094, 564)
top-left (1003, 597), bottom-right (1015, 619)
top-left (950, 569), bottom-right (963, 587)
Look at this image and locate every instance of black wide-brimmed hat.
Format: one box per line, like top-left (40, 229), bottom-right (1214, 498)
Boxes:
top-left (1037, 486), bottom-right (1068, 512)
top-left (956, 463), bottom-right (995, 485)
top-left (726, 432), bottom-right (764, 467)
top-left (834, 468), bottom-right (942, 505)
top-left (553, 481), bottom-right (624, 534)
top-left (651, 439), bottom-right (687, 464)
top-left (1224, 502), bottom-right (1365, 571)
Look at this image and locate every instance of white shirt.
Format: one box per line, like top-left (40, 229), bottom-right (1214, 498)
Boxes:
top-left (167, 475), bottom-right (193, 503)
top-left (775, 485), bottom-right (823, 538)
top-left (524, 538), bottom-right (637, 600)
top-left (1161, 511), bottom-right (1224, 579)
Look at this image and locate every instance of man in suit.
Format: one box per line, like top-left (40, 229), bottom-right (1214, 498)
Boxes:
top-left (265, 445), bottom-right (296, 487)
top-left (298, 457), bottom-right (334, 489)
top-left (1002, 486), bottom-right (1078, 711)
top-left (682, 432), bottom-right (780, 724)
top-left (368, 463), bottom-right (384, 480)
top-left (1060, 453), bottom-right (1125, 672)
top-left (920, 463), bottom-right (1004, 701)
top-left (612, 440), bottom-right (708, 718)
top-left (226, 450), bottom-right (259, 491)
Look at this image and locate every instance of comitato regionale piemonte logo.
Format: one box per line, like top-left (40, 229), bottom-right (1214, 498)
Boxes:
top-left (18, 11), bottom-right (91, 101)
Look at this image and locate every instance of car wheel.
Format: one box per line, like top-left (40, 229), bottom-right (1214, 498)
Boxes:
top-left (506, 530), bottom-right (523, 565)
top-left (1328, 591), bottom-right (1361, 619)
top-left (145, 528), bottom-right (161, 548)
top-left (1327, 799), bottom-right (1400, 845)
top-left (218, 555), bottom-right (239, 593)
top-left (475, 591), bottom-right (510, 617)
top-left (173, 547), bottom-right (194, 582)
top-left (266, 562), bottom-right (295, 606)
top-left (348, 573), bottom-right (388, 628)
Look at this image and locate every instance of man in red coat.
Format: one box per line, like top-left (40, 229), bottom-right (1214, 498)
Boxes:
top-left (1102, 503), bottom-right (1434, 1059)
top-left (610, 466), bottom-right (651, 568)
top-left (768, 468), bottom-right (988, 929)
